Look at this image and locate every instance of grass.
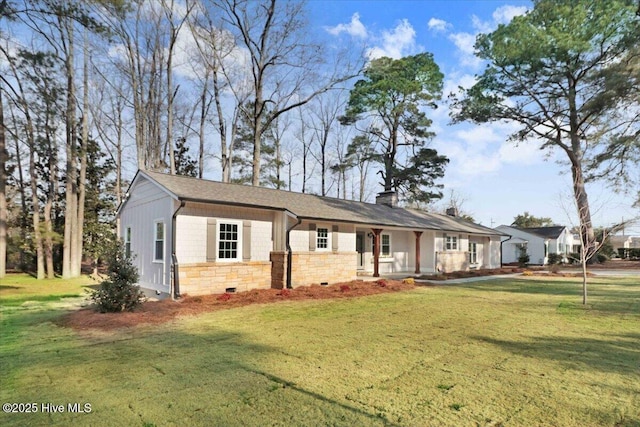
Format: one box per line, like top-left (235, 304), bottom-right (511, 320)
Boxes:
top-left (0, 273), bottom-right (96, 306)
top-left (1, 274), bottom-right (639, 426)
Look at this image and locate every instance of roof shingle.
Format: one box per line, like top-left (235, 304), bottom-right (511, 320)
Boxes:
top-left (141, 170), bottom-right (501, 236)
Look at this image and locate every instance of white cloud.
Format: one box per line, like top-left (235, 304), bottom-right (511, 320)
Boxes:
top-left (367, 19), bottom-right (419, 59)
top-left (493, 5), bottom-right (529, 24)
top-left (325, 13), bottom-right (368, 38)
top-left (427, 18), bottom-right (451, 32)
top-left (448, 32), bottom-right (481, 68)
top-left (449, 4), bottom-right (529, 70)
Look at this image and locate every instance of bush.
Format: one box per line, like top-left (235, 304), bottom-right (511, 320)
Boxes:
top-left (90, 242), bottom-right (145, 313)
top-left (517, 253), bottom-right (530, 267)
top-left (596, 253), bottom-right (609, 263)
top-left (547, 253), bottom-right (563, 265)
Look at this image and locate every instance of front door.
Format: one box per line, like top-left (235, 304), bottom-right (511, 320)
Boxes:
top-left (356, 232), bottom-right (365, 269)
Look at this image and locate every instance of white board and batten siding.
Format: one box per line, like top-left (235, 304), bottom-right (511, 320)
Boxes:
top-left (119, 176), bottom-right (175, 293)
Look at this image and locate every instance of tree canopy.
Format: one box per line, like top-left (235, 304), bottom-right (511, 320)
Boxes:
top-left (341, 53), bottom-right (448, 204)
top-left (512, 212), bottom-right (554, 228)
top-left (451, 0), bottom-right (640, 303)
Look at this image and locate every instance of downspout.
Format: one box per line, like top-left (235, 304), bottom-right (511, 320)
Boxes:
top-left (171, 200), bottom-right (186, 299)
top-left (500, 235), bottom-right (512, 267)
top-left (285, 213), bottom-right (302, 289)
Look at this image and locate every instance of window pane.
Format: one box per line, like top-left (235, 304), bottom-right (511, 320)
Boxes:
top-left (156, 223), bottom-right (164, 239)
top-left (155, 241), bottom-right (163, 260)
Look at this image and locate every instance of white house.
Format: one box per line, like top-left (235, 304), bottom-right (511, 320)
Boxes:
top-left (497, 225), bottom-right (575, 265)
top-left (117, 171), bottom-right (505, 297)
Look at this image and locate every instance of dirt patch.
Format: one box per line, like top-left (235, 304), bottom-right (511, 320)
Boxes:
top-left (58, 279), bottom-right (414, 331)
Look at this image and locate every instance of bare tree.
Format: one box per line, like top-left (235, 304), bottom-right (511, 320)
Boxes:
top-left (218, 0), bottom-right (357, 186)
top-left (309, 91), bottom-right (346, 196)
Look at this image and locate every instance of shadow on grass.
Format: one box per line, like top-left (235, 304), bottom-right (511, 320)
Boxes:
top-left (472, 333), bottom-right (640, 378)
top-left (1, 311), bottom-right (393, 426)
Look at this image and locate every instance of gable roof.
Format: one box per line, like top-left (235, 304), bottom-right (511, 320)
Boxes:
top-left (130, 170), bottom-right (502, 236)
top-left (520, 226), bottom-right (567, 239)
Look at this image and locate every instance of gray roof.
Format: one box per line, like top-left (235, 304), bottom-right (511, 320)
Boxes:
top-left (520, 226), bottom-right (566, 239)
top-left (139, 170), bottom-right (501, 236)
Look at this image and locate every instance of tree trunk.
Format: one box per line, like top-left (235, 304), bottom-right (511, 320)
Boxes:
top-left (62, 16), bottom-right (79, 278)
top-left (73, 31), bottom-right (90, 278)
top-left (29, 134), bottom-right (45, 279)
top-left (198, 73), bottom-right (209, 179)
top-left (252, 100), bottom-right (263, 186)
top-left (0, 89), bottom-right (6, 278)
top-left (43, 115), bottom-right (56, 279)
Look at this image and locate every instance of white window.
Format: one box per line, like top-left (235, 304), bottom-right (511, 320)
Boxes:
top-left (154, 221), bottom-right (164, 262)
top-left (124, 226), bottom-right (132, 257)
top-left (445, 234), bottom-right (458, 251)
top-left (317, 227), bottom-right (329, 249)
top-left (469, 242), bottom-right (477, 264)
top-left (381, 233), bottom-right (391, 257)
top-left (218, 222), bottom-right (240, 260)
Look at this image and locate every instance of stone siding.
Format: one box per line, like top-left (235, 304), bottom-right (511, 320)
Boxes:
top-left (436, 251), bottom-right (469, 273)
top-left (290, 251), bottom-right (357, 287)
top-left (178, 261), bottom-right (271, 296)
top-left (270, 251), bottom-right (287, 289)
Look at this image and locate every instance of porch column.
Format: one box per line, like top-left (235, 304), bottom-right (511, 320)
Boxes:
top-left (414, 231), bottom-right (423, 274)
top-left (372, 228), bottom-right (383, 277)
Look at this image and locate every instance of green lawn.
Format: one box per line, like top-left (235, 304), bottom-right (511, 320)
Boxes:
top-left (1, 274), bottom-right (639, 426)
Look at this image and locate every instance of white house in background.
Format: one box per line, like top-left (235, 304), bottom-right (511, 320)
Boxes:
top-left (117, 170), bottom-right (505, 297)
top-left (496, 225), bottom-right (575, 265)
top-left (610, 235), bottom-right (640, 250)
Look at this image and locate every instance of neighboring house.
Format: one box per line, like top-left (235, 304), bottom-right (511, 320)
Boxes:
top-left (610, 235), bottom-right (640, 250)
top-left (117, 171), bottom-right (505, 297)
top-left (497, 225), bottom-right (575, 265)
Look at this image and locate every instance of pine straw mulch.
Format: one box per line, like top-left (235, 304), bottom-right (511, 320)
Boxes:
top-left (58, 279), bottom-right (415, 331)
top-left (417, 267), bottom-right (537, 281)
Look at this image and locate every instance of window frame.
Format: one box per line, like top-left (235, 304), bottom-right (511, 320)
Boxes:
top-left (469, 241), bottom-right (478, 264)
top-left (380, 233), bottom-right (392, 257)
top-left (444, 234), bottom-right (458, 251)
top-left (316, 226), bottom-right (330, 251)
top-left (217, 220), bottom-right (242, 262)
top-left (153, 221), bottom-right (165, 263)
top-left (124, 226), bottom-right (132, 258)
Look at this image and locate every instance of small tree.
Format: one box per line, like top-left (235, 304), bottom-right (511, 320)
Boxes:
top-left (90, 242), bottom-right (145, 313)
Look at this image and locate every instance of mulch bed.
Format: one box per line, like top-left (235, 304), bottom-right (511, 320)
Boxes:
top-left (417, 267), bottom-right (537, 281)
top-left (58, 279), bottom-right (415, 331)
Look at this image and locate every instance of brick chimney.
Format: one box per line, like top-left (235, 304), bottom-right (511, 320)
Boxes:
top-left (376, 191), bottom-right (398, 208)
top-left (446, 207), bottom-right (458, 217)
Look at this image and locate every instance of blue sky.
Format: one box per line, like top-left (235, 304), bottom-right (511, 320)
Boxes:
top-left (307, 0), bottom-right (639, 233)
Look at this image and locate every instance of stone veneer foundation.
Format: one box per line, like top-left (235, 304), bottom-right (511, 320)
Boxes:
top-left (436, 251), bottom-right (469, 273)
top-left (289, 251), bottom-right (357, 287)
top-left (178, 261), bottom-right (272, 296)
top-left (179, 251), bottom-right (358, 295)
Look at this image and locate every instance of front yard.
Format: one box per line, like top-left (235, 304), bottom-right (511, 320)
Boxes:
top-left (1, 274), bottom-right (639, 426)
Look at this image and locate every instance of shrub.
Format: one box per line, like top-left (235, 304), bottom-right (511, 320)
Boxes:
top-left (402, 278), bottom-right (415, 285)
top-left (596, 253), bottom-right (609, 263)
top-left (547, 253), bottom-right (563, 265)
top-left (90, 242), bottom-right (145, 313)
top-left (376, 279), bottom-right (388, 287)
top-left (517, 253), bottom-right (530, 267)
top-left (339, 284), bottom-right (351, 292)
